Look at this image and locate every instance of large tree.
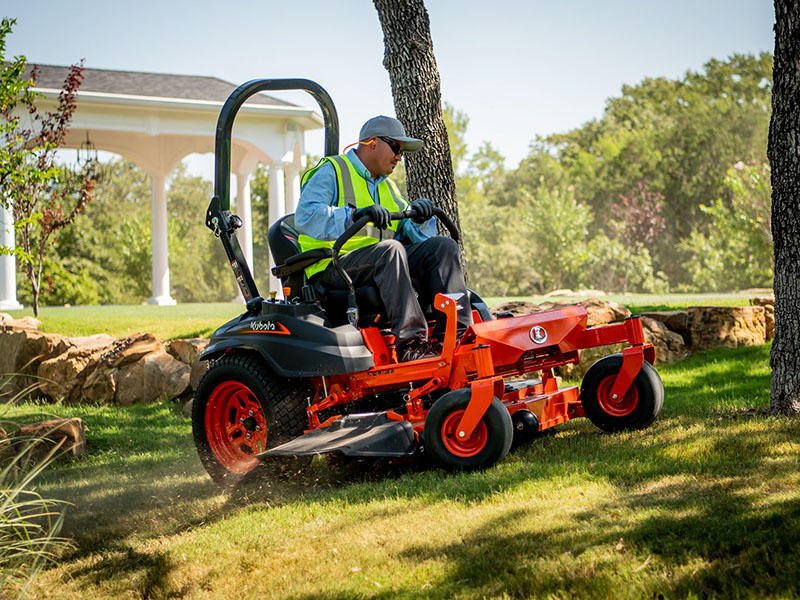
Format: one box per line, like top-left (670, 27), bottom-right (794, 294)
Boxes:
top-left (373, 0), bottom-right (460, 237)
top-left (769, 0), bottom-right (800, 416)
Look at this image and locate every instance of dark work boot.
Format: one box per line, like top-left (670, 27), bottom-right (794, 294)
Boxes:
top-left (397, 338), bottom-right (440, 363)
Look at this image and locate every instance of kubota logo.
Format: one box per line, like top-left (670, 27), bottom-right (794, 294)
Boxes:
top-left (529, 326), bottom-right (548, 344)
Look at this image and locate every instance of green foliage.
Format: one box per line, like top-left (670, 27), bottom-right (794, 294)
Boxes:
top-left (681, 160), bottom-right (773, 291)
top-left (456, 53), bottom-right (772, 295)
top-left (49, 159), bottom-right (151, 304)
top-left (42, 160), bottom-right (239, 305)
top-left (523, 181), bottom-right (592, 292)
top-left (443, 102), bottom-right (469, 175)
top-left (167, 165), bottom-right (236, 302)
top-left (530, 53), bottom-right (772, 286)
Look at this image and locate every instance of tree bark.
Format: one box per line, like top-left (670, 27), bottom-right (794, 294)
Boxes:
top-left (373, 0), bottom-right (461, 241)
top-left (769, 0), bottom-right (800, 416)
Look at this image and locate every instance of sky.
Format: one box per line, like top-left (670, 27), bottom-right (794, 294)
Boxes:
top-left (3, 0), bottom-right (776, 173)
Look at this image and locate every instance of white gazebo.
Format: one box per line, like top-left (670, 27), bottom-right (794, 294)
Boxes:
top-left (0, 65), bottom-right (324, 309)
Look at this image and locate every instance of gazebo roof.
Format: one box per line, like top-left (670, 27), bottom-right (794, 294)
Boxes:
top-left (24, 64), bottom-right (295, 106)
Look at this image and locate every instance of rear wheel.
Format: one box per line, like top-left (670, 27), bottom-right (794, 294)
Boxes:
top-left (424, 388), bottom-right (513, 470)
top-left (580, 354), bottom-right (664, 432)
top-left (192, 353), bottom-right (311, 484)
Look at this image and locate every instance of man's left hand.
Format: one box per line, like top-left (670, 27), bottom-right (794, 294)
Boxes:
top-left (410, 198), bottom-right (434, 223)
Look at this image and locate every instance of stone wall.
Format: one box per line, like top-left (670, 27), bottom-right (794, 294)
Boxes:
top-left (491, 295), bottom-right (774, 379)
top-left (0, 294), bottom-right (775, 404)
top-left (0, 314), bottom-right (207, 405)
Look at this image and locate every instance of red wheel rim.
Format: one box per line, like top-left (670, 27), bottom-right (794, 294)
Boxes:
top-left (440, 409), bottom-right (488, 458)
top-left (596, 374), bottom-right (638, 417)
top-left (205, 381), bottom-right (268, 474)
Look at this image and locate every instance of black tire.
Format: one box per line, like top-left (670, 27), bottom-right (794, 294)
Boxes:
top-left (192, 352), bottom-right (311, 485)
top-left (424, 388), bottom-right (513, 470)
top-left (580, 354), bottom-right (664, 432)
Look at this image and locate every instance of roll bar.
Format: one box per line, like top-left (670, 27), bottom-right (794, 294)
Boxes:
top-left (206, 79), bottom-right (339, 303)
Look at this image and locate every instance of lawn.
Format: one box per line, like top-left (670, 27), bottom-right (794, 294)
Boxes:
top-left (3, 291), bottom-right (765, 340)
top-left (5, 341), bottom-right (799, 599)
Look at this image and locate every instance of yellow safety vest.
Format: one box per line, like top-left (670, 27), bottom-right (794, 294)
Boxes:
top-left (298, 154), bottom-right (408, 279)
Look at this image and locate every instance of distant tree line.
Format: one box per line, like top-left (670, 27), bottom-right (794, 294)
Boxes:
top-left (454, 52), bottom-right (773, 296)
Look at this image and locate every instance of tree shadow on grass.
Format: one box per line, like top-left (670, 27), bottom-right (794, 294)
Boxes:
top-left (283, 414), bottom-right (800, 599)
top-left (66, 545), bottom-right (189, 599)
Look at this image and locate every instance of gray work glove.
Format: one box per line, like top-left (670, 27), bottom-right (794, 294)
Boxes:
top-left (410, 198), bottom-right (434, 223)
top-left (353, 204), bottom-right (390, 230)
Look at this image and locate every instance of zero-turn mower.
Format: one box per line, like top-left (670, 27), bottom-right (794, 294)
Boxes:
top-left (193, 79), bottom-right (664, 484)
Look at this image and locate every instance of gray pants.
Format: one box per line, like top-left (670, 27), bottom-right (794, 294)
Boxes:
top-left (315, 237), bottom-right (471, 344)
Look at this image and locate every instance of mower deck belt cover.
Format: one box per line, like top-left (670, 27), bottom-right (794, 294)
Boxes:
top-left (258, 412), bottom-right (417, 458)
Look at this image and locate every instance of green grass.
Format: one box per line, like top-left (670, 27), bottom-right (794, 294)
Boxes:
top-left (3, 303), bottom-right (245, 340)
top-left (4, 292), bottom-right (764, 341)
top-left (4, 342), bottom-right (799, 599)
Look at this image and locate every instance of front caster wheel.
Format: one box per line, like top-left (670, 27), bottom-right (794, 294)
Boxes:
top-left (424, 388), bottom-right (513, 470)
top-left (580, 354), bottom-right (664, 432)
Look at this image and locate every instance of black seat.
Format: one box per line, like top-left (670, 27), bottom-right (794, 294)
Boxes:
top-left (267, 214), bottom-right (388, 326)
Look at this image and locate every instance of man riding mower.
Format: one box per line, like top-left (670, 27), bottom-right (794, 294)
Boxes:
top-left (192, 79), bottom-right (664, 484)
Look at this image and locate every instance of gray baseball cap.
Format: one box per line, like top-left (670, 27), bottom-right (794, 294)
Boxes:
top-left (358, 115), bottom-right (423, 153)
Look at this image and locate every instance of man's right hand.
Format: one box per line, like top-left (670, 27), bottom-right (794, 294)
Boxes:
top-left (353, 204), bottom-right (390, 230)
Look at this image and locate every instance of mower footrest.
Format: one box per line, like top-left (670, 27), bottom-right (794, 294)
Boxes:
top-left (258, 412), bottom-right (417, 459)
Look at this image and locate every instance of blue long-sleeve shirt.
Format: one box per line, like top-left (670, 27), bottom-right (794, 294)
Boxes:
top-left (294, 149), bottom-right (436, 243)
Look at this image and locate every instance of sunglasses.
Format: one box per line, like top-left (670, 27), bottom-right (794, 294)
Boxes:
top-left (378, 136), bottom-right (404, 156)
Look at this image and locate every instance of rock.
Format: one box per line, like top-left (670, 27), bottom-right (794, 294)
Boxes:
top-left (99, 333), bottom-right (164, 368)
top-left (542, 289), bottom-right (574, 298)
top-left (751, 294), bottom-right (775, 307)
top-left (640, 310), bottom-right (690, 340)
top-left (578, 298), bottom-right (631, 326)
top-left (168, 338), bottom-right (209, 391)
top-left (492, 298), bottom-right (630, 327)
top-left (82, 364), bottom-right (118, 404)
top-left (182, 398), bottom-right (194, 416)
top-left (687, 306), bottom-right (767, 351)
top-left (69, 333), bottom-right (117, 350)
top-left (0, 330), bottom-right (31, 379)
top-left (490, 301), bottom-right (539, 317)
top-left (115, 349), bottom-right (190, 405)
top-left (641, 317), bottom-right (690, 364)
top-left (557, 317), bottom-right (688, 380)
top-left (36, 334), bottom-right (117, 402)
top-left (37, 345), bottom-right (103, 401)
top-left (0, 329), bottom-right (72, 399)
top-left (0, 315), bottom-right (42, 331)
top-left (763, 304), bottom-right (775, 341)
top-left (8, 418), bottom-right (87, 469)
top-left (750, 296), bottom-right (775, 341)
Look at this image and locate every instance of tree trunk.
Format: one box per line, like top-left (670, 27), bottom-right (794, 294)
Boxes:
top-left (769, 0), bottom-right (800, 416)
top-left (373, 0), bottom-right (461, 242)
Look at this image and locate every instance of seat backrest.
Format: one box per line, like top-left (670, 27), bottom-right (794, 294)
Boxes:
top-left (267, 214), bottom-right (305, 299)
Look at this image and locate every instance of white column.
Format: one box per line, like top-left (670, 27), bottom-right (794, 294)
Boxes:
top-left (0, 205), bottom-right (22, 310)
top-left (236, 172), bottom-right (254, 273)
top-left (268, 162), bottom-right (286, 295)
top-left (285, 165), bottom-right (301, 215)
top-left (147, 174), bottom-right (176, 305)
